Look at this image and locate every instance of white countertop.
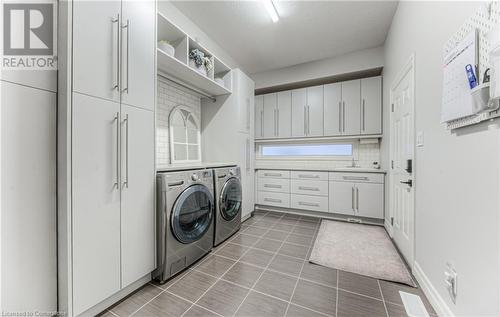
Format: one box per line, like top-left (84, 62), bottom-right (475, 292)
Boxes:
top-left (156, 162), bottom-right (237, 172)
top-left (254, 163), bottom-right (386, 174)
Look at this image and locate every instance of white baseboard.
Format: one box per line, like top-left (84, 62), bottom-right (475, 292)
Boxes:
top-left (413, 261), bottom-right (454, 317)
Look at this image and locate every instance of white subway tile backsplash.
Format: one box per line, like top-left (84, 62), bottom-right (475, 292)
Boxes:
top-left (156, 77), bottom-right (201, 165)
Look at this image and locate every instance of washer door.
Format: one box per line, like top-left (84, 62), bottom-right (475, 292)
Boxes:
top-left (219, 178), bottom-right (242, 221)
top-left (171, 184), bottom-right (213, 244)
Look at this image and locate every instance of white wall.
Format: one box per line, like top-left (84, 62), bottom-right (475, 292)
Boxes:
top-left (251, 46), bottom-right (384, 89)
top-left (382, 2), bottom-right (499, 316)
top-left (158, 1), bottom-right (242, 71)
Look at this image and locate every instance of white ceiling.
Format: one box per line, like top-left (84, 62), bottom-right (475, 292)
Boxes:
top-left (171, 1), bottom-right (398, 74)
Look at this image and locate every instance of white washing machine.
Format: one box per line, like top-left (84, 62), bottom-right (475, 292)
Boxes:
top-left (154, 169), bottom-right (214, 283)
top-left (213, 166), bottom-right (242, 246)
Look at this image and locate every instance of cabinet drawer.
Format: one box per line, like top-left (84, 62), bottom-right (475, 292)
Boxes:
top-left (257, 170), bottom-right (290, 179)
top-left (291, 170), bottom-right (328, 181)
top-left (329, 172), bottom-right (384, 184)
top-left (258, 178), bottom-right (290, 193)
top-left (290, 194), bottom-right (328, 212)
top-left (258, 191), bottom-right (290, 208)
top-left (290, 179), bottom-right (328, 196)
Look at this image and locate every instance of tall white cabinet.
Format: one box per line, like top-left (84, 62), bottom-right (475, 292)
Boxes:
top-left (58, 1), bottom-right (156, 316)
top-left (202, 69), bottom-right (255, 219)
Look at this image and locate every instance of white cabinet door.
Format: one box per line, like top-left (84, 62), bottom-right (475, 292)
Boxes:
top-left (342, 80), bottom-right (361, 135)
top-left (330, 181), bottom-right (356, 216)
top-left (306, 86), bottom-right (324, 137)
top-left (72, 93), bottom-right (121, 315)
top-left (254, 95), bottom-right (264, 138)
top-left (121, 0), bottom-right (155, 111)
top-left (291, 88), bottom-right (307, 137)
top-left (324, 83), bottom-right (342, 136)
top-left (73, 1), bottom-right (121, 102)
top-left (277, 91), bottom-right (292, 138)
top-left (356, 183), bottom-right (384, 219)
top-left (263, 93), bottom-right (277, 138)
top-left (120, 105), bottom-right (155, 287)
top-left (360, 76), bottom-right (382, 135)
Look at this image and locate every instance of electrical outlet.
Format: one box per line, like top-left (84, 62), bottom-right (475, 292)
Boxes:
top-left (444, 263), bottom-right (458, 303)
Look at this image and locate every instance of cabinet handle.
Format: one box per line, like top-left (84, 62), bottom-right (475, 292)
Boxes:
top-left (343, 176), bottom-right (369, 181)
top-left (352, 186), bottom-right (355, 211)
top-left (264, 198), bottom-right (282, 203)
top-left (362, 99), bottom-right (366, 131)
top-left (123, 114), bottom-right (129, 188)
top-left (264, 172), bottom-right (282, 177)
top-left (260, 110), bottom-right (264, 137)
top-left (356, 187), bottom-right (359, 212)
top-left (246, 98), bottom-right (251, 131)
top-left (114, 112), bottom-right (119, 188)
top-left (246, 138), bottom-right (250, 172)
top-left (121, 19), bottom-right (130, 93)
top-left (298, 186), bottom-right (319, 191)
top-left (264, 184), bottom-right (282, 189)
top-left (112, 14), bottom-right (120, 90)
top-left (342, 101), bottom-right (346, 132)
top-left (277, 108), bottom-right (280, 136)
top-left (298, 174), bottom-right (319, 179)
top-left (303, 106), bottom-right (307, 135)
top-left (274, 109), bottom-right (277, 136)
top-left (307, 106), bottom-right (311, 135)
top-left (299, 201), bottom-right (319, 207)
top-left (338, 101), bottom-right (342, 133)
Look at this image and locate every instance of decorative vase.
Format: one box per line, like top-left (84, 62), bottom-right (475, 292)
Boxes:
top-left (158, 42), bottom-right (175, 57)
top-left (189, 59), bottom-right (207, 77)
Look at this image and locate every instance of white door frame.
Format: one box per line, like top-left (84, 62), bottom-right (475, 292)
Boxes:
top-left (388, 53), bottom-right (416, 268)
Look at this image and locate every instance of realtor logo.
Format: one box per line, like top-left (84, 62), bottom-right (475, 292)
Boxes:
top-left (2, 1), bottom-right (57, 70)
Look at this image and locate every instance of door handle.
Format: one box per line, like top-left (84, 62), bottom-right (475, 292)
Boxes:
top-left (121, 19), bottom-right (130, 94)
top-left (122, 113), bottom-right (129, 188)
top-left (338, 101), bottom-right (342, 133)
top-left (112, 14), bottom-right (120, 90)
top-left (400, 180), bottom-right (413, 187)
top-left (113, 112), bottom-right (119, 188)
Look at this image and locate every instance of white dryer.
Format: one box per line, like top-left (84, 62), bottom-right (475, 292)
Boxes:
top-left (213, 166), bottom-right (242, 246)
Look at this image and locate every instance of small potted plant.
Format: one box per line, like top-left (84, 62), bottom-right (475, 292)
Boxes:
top-left (189, 48), bottom-right (213, 77)
top-left (158, 40), bottom-right (175, 57)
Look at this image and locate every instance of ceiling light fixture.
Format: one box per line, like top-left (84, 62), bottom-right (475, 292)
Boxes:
top-left (263, 0), bottom-right (279, 23)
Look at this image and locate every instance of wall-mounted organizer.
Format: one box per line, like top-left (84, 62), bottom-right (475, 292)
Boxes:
top-left (157, 12), bottom-right (232, 97)
top-left (442, 1), bottom-right (500, 130)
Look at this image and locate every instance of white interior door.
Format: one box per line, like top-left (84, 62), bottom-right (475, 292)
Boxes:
top-left (72, 93), bottom-right (121, 315)
top-left (263, 93), bottom-right (276, 138)
top-left (121, 0), bottom-right (155, 111)
top-left (390, 56), bottom-right (415, 266)
top-left (120, 105), bottom-right (155, 287)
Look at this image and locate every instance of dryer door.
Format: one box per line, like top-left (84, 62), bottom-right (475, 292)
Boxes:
top-left (171, 184), bottom-right (213, 244)
top-left (219, 178), bottom-right (242, 221)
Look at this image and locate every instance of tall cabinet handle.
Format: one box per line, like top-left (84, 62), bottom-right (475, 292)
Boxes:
top-left (342, 101), bottom-right (346, 132)
top-left (356, 187), bottom-right (359, 212)
top-left (245, 138), bottom-right (250, 172)
top-left (123, 114), bottom-right (129, 188)
top-left (276, 108), bottom-right (280, 136)
top-left (121, 19), bottom-right (130, 93)
top-left (307, 106), bottom-right (310, 135)
top-left (351, 186), bottom-right (355, 211)
top-left (338, 101), bottom-right (342, 133)
top-left (114, 112), bottom-right (119, 188)
top-left (112, 14), bottom-right (120, 90)
top-left (362, 99), bottom-right (366, 131)
top-left (303, 106), bottom-right (307, 135)
top-left (246, 98), bottom-right (251, 132)
top-left (274, 109), bottom-right (277, 136)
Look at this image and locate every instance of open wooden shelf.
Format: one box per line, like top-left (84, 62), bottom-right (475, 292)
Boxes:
top-left (157, 12), bottom-right (232, 97)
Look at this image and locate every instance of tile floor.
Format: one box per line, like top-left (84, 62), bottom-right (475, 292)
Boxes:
top-left (101, 210), bottom-right (436, 317)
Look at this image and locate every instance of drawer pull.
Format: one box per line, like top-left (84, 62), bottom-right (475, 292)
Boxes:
top-left (264, 184), bottom-right (282, 189)
top-left (343, 176), bottom-right (369, 181)
top-left (264, 198), bottom-right (282, 203)
top-left (298, 186), bottom-right (319, 191)
top-left (298, 201), bottom-right (319, 207)
top-left (264, 173), bottom-right (282, 177)
top-left (298, 174), bottom-right (320, 179)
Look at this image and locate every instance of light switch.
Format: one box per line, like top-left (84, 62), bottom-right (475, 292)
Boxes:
top-left (416, 131), bottom-right (424, 147)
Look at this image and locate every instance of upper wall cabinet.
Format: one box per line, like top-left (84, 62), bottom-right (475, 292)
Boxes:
top-left (156, 13), bottom-right (232, 97)
top-left (360, 77), bottom-right (382, 135)
top-left (255, 76), bottom-right (382, 140)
